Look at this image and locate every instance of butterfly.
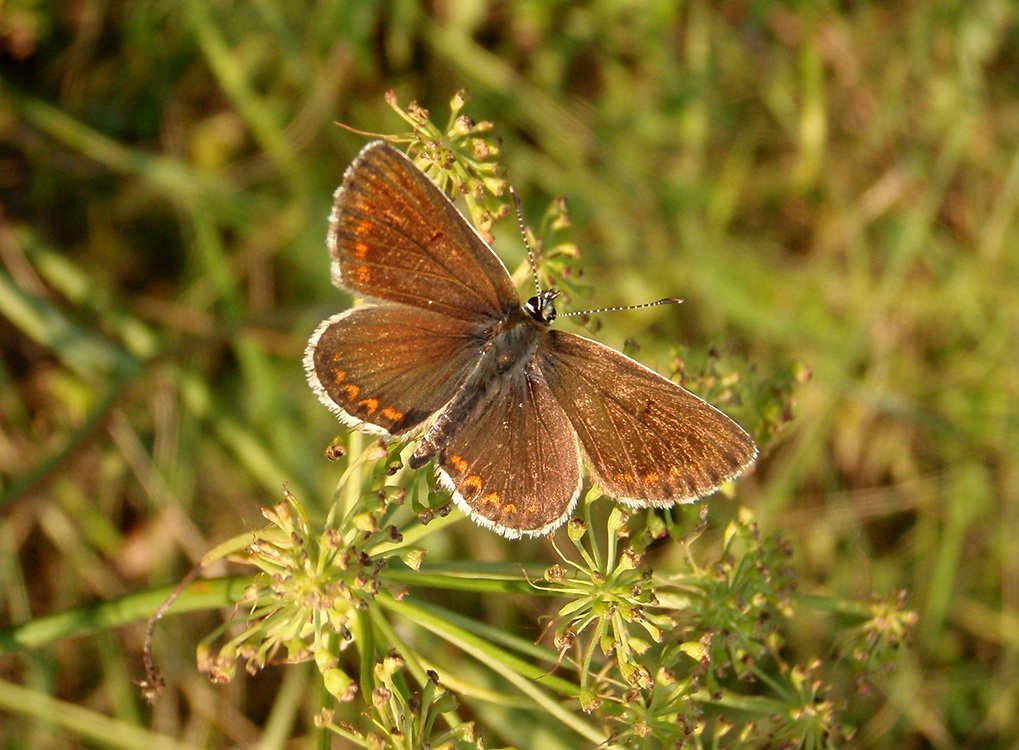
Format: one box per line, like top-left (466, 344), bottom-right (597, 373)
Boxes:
top-left (305, 141), bottom-right (758, 538)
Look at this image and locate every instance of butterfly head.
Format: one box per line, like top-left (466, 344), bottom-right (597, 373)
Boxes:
top-left (524, 289), bottom-right (560, 325)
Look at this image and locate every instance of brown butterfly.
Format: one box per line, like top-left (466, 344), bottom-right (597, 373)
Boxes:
top-left (305, 142), bottom-right (757, 538)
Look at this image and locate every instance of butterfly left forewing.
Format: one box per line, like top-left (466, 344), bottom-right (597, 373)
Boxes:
top-left (539, 331), bottom-right (757, 506)
top-left (330, 142), bottom-right (520, 321)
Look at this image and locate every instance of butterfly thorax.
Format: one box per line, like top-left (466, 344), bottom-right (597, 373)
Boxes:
top-left (408, 306), bottom-right (548, 469)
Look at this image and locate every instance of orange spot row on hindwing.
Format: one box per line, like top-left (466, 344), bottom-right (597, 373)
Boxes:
top-left (615, 470), bottom-right (668, 486)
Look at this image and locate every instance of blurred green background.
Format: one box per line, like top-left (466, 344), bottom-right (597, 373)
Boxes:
top-left (1, 1), bottom-right (1017, 747)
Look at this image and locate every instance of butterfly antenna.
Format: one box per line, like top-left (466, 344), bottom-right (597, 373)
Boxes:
top-left (560, 297), bottom-right (683, 318)
top-left (510, 186), bottom-right (678, 318)
top-left (510, 186), bottom-right (543, 296)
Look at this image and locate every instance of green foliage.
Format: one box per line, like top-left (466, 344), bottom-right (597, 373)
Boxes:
top-left (2, 2), bottom-right (1017, 748)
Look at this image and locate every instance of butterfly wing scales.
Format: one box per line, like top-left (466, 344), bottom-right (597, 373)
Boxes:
top-left (329, 142), bottom-right (519, 321)
top-left (305, 305), bottom-right (484, 437)
top-left (308, 141), bottom-right (523, 441)
top-left (540, 331), bottom-right (757, 506)
top-left (434, 367), bottom-right (583, 538)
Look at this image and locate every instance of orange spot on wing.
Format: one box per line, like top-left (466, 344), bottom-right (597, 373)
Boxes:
top-left (381, 407), bottom-right (403, 423)
top-left (462, 475), bottom-right (483, 494)
top-left (358, 398), bottom-right (379, 415)
top-left (331, 370), bottom-right (346, 383)
top-left (352, 241), bottom-right (370, 258)
top-left (343, 384), bottom-right (360, 400)
top-left (668, 466), bottom-right (682, 479)
top-left (613, 472), bottom-right (633, 483)
top-left (503, 503), bottom-right (517, 514)
top-left (352, 265), bottom-right (370, 283)
top-left (449, 454), bottom-right (468, 473)
top-left (354, 219), bottom-right (372, 236)
top-left (482, 492), bottom-right (500, 506)
top-left (643, 471), bottom-right (659, 485)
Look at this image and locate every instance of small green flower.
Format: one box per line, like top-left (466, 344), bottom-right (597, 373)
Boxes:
top-left (765, 660), bottom-right (855, 748)
top-left (665, 507), bottom-right (796, 685)
top-left (348, 658), bottom-right (478, 750)
top-left (835, 589), bottom-right (917, 677)
top-left (382, 89), bottom-right (505, 243)
top-left (196, 484), bottom-right (410, 694)
top-left (535, 500), bottom-right (673, 706)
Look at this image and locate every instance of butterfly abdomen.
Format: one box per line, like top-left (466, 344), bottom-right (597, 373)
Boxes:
top-left (409, 314), bottom-right (544, 469)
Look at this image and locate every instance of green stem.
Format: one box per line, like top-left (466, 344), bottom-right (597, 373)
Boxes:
top-left (375, 593), bottom-right (603, 744)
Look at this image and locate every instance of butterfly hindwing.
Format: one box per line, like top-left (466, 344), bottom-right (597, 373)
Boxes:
top-left (434, 365), bottom-right (583, 538)
top-left (305, 304), bottom-right (486, 437)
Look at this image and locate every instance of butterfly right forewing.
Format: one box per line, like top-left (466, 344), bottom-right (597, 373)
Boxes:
top-left (539, 330), bottom-right (757, 506)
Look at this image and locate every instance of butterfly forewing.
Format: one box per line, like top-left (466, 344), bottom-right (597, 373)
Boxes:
top-left (330, 142), bottom-right (520, 321)
top-left (539, 331), bottom-right (757, 506)
top-left (435, 366), bottom-right (584, 538)
top-left (305, 305), bottom-right (486, 437)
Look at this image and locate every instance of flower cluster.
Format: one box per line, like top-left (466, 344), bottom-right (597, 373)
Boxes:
top-left (316, 654), bottom-right (481, 750)
top-left (195, 486), bottom-right (398, 698)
